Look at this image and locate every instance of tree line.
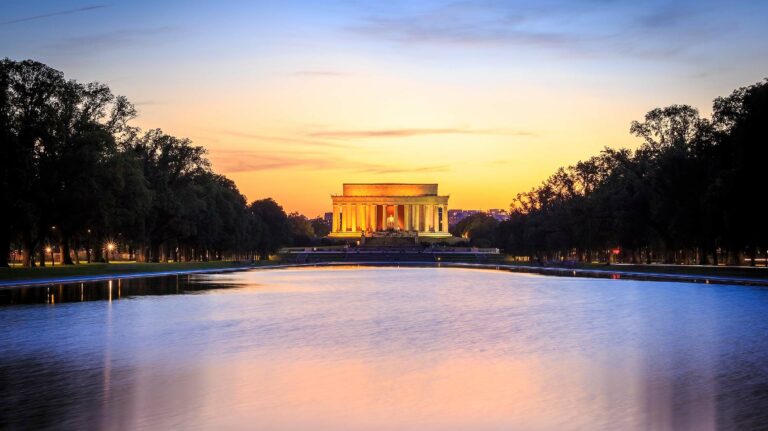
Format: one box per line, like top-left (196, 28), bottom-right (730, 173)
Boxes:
top-left (4, 59), bottom-right (765, 267)
top-left (455, 79), bottom-right (767, 266)
top-left (1, 59), bottom-right (325, 267)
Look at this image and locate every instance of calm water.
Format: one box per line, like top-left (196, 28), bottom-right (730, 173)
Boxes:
top-left (2, 267), bottom-right (768, 430)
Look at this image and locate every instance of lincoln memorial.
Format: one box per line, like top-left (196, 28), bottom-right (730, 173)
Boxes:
top-left (329, 183), bottom-right (452, 239)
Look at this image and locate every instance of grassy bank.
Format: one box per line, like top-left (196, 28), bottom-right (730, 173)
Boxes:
top-left (0, 261), bottom-right (267, 282)
top-left (501, 259), bottom-right (768, 280)
top-left (4, 256), bottom-right (768, 287)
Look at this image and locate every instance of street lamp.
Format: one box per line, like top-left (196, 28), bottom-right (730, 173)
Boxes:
top-left (106, 242), bottom-right (116, 263)
top-left (45, 246), bottom-right (54, 267)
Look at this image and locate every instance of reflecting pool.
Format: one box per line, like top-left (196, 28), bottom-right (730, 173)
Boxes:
top-left (2, 267), bottom-right (768, 430)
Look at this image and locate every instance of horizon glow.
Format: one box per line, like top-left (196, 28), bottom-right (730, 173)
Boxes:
top-left (2, 0), bottom-right (767, 216)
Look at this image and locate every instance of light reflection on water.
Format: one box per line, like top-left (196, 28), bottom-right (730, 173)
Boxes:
top-left (2, 267), bottom-right (768, 430)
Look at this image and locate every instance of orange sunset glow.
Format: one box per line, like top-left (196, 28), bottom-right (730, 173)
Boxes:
top-left (5, 1), bottom-right (767, 216)
top-left (132, 72), bottom-right (674, 215)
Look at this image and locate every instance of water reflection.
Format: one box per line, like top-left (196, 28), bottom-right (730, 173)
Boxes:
top-left (0, 273), bottom-right (241, 305)
top-left (2, 267), bottom-right (768, 430)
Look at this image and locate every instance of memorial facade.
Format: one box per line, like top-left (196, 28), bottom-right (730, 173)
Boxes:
top-left (329, 183), bottom-right (451, 238)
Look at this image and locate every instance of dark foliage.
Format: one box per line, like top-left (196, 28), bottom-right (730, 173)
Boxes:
top-left (497, 80), bottom-right (768, 266)
top-left (1, 59), bottom-right (290, 266)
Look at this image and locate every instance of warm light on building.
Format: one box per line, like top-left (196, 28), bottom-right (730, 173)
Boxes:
top-left (329, 183), bottom-right (451, 239)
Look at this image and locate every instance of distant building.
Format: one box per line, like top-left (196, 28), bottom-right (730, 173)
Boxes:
top-left (324, 212), bottom-right (333, 227)
top-left (449, 208), bottom-right (509, 227)
top-left (487, 208), bottom-right (509, 222)
top-left (448, 209), bottom-right (481, 227)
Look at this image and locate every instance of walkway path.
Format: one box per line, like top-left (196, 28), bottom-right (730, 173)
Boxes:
top-left (3, 261), bottom-right (767, 289)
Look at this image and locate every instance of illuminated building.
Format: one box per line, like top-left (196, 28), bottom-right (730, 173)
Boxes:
top-left (329, 183), bottom-right (451, 238)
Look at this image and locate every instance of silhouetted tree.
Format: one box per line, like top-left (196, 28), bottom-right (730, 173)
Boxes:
top-left (310, 216), bottom-right (331, 238)
top-left (287, 212), bottom-right (315, 246)
top-left (498, 80), bottom-right (768, 266)
top-left (451, 213), bottom-right (499, 248)
top-left (249, 199), bottom-right (291, 259)
top-left (0, 59), bottom-right (295, 266)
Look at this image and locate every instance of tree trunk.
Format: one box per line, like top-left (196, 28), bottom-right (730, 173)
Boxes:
top-left (727, 249), bottom-right (740, 266)
top-left (60, 234), bottom-right (75, 265)
top-left (150, 242), bottom-right (161, 263)
top-left (38, 245), bottom-right (47, 267)
top-left (22, 249), bottom-right (34, 267)
top-left (72, 239), bottom-right (80, 264)
top-left (93, 234), bottom-right (105, 262)
top-left (22, 230), bottom-right (36, 267)
top-left (663, 249), bottom-right (675, 265)
top-left (0, 225), bottom-right (9, 267)
top-left (698, 246), bottom-right (708, 265)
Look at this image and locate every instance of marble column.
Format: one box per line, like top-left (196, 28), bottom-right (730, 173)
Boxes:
top-left (343, 203), bottom-right (349, 231)
top-left (442, 205), bottom-right (449, 232)
top-left (393, 204), bottom-right (399, 229)
top-left (432, 204), bottom-right (438, 232)
top-left (370, 205), bottom-right (375, 231)
top-left (358, 204), bottom-right (364, 231)
top-left (432, 205), bottom-right (440, 232)
top-left (404, 204), bottom-right (411, 231)
top-left (346, 203), bottom-right (352, 231)
top-left (369, 203), bottom-right (375, 231)
top-left (413, 204), bottom-right (420, 232)
top-left (332, 204), bottom-right (340, 232)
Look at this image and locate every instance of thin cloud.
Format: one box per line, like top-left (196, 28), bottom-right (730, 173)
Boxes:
top-left (308, 127), bottom-right (534, 139)
top-left (210, 150), bottom-right (450, 175)
top-left (44, 27), bottom-right (177, 54)
top-left (366, 165), bottom-right (450, 174)
top-left (635, 4), bottom-right (699, 30)
top-left (134, 100), bottom-right (162, 106)
top-left (1, 4), bottom-right (109, 25)
top-left (291, 70), bottom-right (346, 77)
top-left (348, 1), bottom-right (591, 49)
top-left (348, 1), bottom-right (719, 59)
top-left (216, 129), bottom-right (351, 148)
top-left (353, 18), bottom-right (581, 48)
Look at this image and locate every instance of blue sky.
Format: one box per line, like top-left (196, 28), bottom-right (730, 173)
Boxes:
top-left (2, 1), bottom-right (767, 214)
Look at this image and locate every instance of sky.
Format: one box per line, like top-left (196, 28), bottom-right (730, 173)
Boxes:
top-left (2, 1), bottom-right (768, 216)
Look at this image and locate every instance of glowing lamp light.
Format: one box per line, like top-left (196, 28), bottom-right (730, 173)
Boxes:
top-left (45, 246), bottom-right (52, 253)
top-left (611, 248), bottom-right (621, 255)
top-left (106, 242), bottom-right (116, 252)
